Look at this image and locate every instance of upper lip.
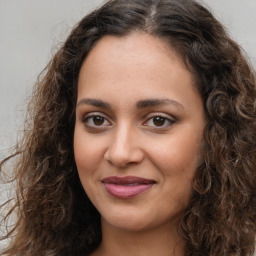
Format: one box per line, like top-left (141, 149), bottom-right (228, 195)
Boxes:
top-left (102, 176), bottom-right (156, 185)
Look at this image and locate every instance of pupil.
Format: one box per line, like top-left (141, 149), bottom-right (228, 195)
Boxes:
top-left (153, 116), bottom-right (165, 126)
top-left (93, 116), bottom-right (104, 125)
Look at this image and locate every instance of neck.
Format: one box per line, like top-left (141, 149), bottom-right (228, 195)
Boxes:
top-left (92, 218), bottom-right (186, 256)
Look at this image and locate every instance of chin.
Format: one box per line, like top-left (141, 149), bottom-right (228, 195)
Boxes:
top-left (100, 208), bottom-right (178, 233)
top-left (105, 216), bottom-right (154, 232)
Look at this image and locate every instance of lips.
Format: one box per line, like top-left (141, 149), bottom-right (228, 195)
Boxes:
top-left (102, 176), bottom-right (156, 199)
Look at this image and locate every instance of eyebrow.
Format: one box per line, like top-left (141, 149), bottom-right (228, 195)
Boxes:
top-left (76, 98), bottom-right (184, 110)
top-left (77, 98), bottom-right (112, 109)
top-left (136, 98), bottom-right (184, 109)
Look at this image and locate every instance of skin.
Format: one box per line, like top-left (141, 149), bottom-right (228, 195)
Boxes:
top-left (74, 32), bottom-right (206, 256)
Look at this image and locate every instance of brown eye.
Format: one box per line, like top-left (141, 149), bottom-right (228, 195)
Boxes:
top-left (83, 114), bottom-right (111, 129)
top-left (153, 116), bottom-right (165, 126)
top-left (93, 116), bottom-right (105, 126)
top-left (143, 114), bottom-right (175, 129)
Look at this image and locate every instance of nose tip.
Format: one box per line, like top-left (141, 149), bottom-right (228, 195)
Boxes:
top-left (104, 146), bottom-right (144, 168)
top-left (104, 129), bottom-right (144, 168)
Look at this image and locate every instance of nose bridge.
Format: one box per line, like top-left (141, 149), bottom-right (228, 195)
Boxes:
top-left (105, 121), bottom-right (143, 167)
top-left (113, 121), bottom-right (131, 149)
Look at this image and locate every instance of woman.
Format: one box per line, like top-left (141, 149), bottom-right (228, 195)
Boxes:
top-left (1, 0), bottom-right (256, 255)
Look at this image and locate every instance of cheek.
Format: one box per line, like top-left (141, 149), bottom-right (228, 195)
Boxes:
top-left (74, 134), bottom-right (100, 201)
top-left (74, 126), bottom-right (100, 184)
top-left (149, 130), bottom-right (202, 180)
top-left (74, 126), bottom-right (103, 169)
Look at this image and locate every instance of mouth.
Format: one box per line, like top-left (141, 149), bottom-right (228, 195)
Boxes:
top-left (101, 176), bottom-right (156, 199)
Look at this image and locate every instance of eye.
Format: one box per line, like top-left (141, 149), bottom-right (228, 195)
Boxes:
top-left (82, 113), bottom-right (111, 129)
top-left (143, 114), bottom-right (175, 128)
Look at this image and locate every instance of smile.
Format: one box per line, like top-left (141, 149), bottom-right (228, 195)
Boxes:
top-left (101, 176), bottom-right (156, 199)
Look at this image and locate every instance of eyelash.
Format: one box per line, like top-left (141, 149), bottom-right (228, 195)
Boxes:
top-left (82, 112), bottom-right (112, 129)
top-left (142, 113), bottom-right (176, 128)
top-left (82, 112), bottom-right (176, 130)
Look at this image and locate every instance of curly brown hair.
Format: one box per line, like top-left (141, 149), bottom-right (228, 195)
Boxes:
top-left (1, 0), bottom-right (256, 255)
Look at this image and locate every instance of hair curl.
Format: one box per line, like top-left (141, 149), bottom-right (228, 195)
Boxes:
top-left (1, 0), bottom-right (256, 255)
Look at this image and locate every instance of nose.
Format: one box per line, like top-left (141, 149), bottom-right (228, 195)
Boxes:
top-left (104, 124), bottom-right (144, 168)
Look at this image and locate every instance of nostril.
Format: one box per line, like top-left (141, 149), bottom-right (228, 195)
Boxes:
top-left (104, 145), bottom-right (144, 167)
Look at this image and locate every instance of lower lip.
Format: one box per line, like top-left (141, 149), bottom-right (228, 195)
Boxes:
top-left (103, 183), bottom-right (154, 199)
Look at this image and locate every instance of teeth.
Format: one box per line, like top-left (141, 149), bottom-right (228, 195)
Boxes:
top-left (125, 183), bottom-right (139, 186)
top-left (115, 183), bottom-right (140, 186)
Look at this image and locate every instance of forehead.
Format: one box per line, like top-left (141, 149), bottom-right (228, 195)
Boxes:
top-left (78, 33), bottom-right (193, 84)
top-left (80, 32), bottom-right (186, 74)
top-left (77, 33), bottom-right (201, 110)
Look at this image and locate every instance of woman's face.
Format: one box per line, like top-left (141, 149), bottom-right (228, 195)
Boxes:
top-left (74, 33), bottom-right (206, 232)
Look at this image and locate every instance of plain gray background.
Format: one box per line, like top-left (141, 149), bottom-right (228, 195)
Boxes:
top-left (0, 0), bottom-right (256, 252)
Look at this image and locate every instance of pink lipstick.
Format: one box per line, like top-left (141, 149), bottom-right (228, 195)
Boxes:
top-left (102, 176), bottom-right (155, 199)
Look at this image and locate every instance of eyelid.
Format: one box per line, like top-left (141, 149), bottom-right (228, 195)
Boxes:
top-left (142, 112), bottom-right (176, 128)
top-left (82, 112), bottom-right (112, 128)
top-left (82, 111), bottom-right (109, 120)
top-left (145, 112), bottom-right (175, 119)
top-left (81, 111), bottom-right (176, 130)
